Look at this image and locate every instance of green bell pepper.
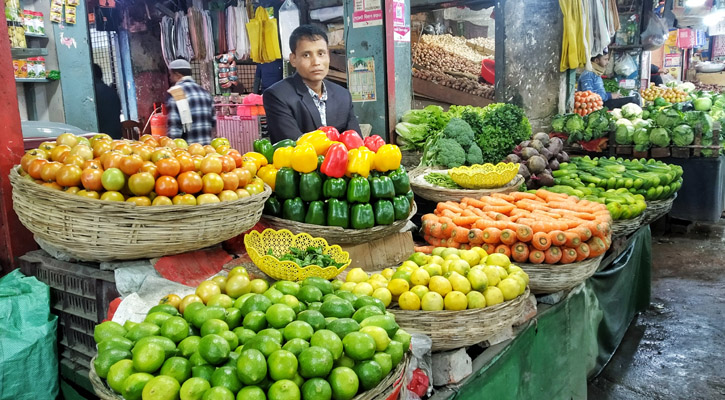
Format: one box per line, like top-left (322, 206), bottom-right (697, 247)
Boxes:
top-left (347, 176), bottom-right (371, 203)
top-left (323, 178), bottom-right (347, 199)
top-left (317, 155), bottom-right (325, 171)
top-left (275, 167), bottom-right (299, 199)
top-left (370, 176), bottom-right (395, 199)
top-left (272, 139), bottom-right (296, 151)
top-left (404, 190), bottom-right (415, 211)
top-left (253, 139), bottom-right (274, 163)
top-left (373, 200), bottom-right (394, 225)
top-left (305, 201), bottom-right (326, 225)
top-left (351, 203), bottom-right (375, 229)
top-left (389, 167), bottom-right (410, 195)
top-left (300, 171), bottom-right (322, 202)
top-left (282, 197), bottom-right (306, 222)
top-left (327, 199), bottom-right (350, 228)
top-left (263, 196), bottom-right (282, 216)
top-left (392, 195), bottom-right (410, 220)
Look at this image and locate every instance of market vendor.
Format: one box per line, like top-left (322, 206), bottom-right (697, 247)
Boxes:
top-left (263, 25), bottom-right (360, 143)
top-left (166, 59), bottom-right (215, 145)
top-left (578, 51), bottom-right (639, 109)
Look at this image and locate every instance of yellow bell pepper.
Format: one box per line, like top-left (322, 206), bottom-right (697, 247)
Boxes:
top-left (291, 143), bottom-right (318, 173)
top-left (273, 146), bottom-right (294, 169)
top-left (346, 147), bottom-right (375, 178)
top-left (257, 164), bottom-right (278, 190)
top-left (243, 152), bottom-right (268, 169)
top-left (373, 144), bottom-right (402, 172)
top-left (297, 130), bottom-right (332, 155)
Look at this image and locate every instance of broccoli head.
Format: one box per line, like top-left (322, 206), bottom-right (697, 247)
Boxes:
top-left (442, 118), bottom-right (475, 149)
top-left (435, 138), bottom-right (466, 168)
top-left (466, 143), bottom-right (483, 165)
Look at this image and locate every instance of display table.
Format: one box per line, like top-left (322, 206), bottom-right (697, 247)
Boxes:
top-left (662, 156), bottom-right (725, 222)
top-left (432, 226), bottom-right (652, 400)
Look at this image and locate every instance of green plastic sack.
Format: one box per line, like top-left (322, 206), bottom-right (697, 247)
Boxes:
top-left (0, 269), bottom-right (59, 400)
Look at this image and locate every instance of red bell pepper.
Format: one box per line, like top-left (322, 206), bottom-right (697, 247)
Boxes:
top-left (320, 143), bottom-right (349, 178)
top-left (363, 135), bottom-right (385, 152)
top-left (339, 130), bottom-right (364, 150)
top-left (319, 126), bottom-right (340, 141)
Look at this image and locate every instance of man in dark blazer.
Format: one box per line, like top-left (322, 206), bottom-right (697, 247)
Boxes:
top-left (263, 25), bottom-right (361, 143)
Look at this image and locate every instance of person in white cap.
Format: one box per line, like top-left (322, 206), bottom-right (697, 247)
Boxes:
top-left (165, 59), bottom-right (215, 145)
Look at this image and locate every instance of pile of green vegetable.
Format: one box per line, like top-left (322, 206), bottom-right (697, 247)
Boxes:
top-left (551, 109), bottom-right (614, 144)
top-left (423, 172), bottom-right (461, 189)
top-left (269, 246), bottom-right (347, 268)
top-left (395, 105), bottom-right (449, 150)
top-left (603, 78), bottom-right (629, 97)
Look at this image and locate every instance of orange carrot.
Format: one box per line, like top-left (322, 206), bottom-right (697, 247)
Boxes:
top-left (560, 247), bottom-right (578, 264)
top-left (564, 231), bottom-right (581, 248)
top-left (511, 242), bottom-right (530, 263)
top-left (440, 238), bottom-right (460, 249)
top-left (439, 209), bottom-right (460, 219)
top-left (528, 249), bottom-right (545, 264)
top-left (482, 227), bottom-right (502, 244)
top-left (494, 244), bottom-right (511, 257)
top-left (421, 213), bottom-right (438, 222)
top-left (484, 204), bottom-right (516, 215)
top-left (574, 226), bottom-right (593, 242)
top-left (491, 192), bottom-right (515, 202)
top-left (544, 246), bottom-right (562, 264)
top-left (468, 228), bottom-right (485, 245)
top-left (587, 236), bottom-right (607, 257)
top-left (531, 231), bottom-right (552, 251)
top-left (511, 191), bottom-right (538, 201)
top-left (481, 243), bottom-right (495, 254)
top-left (436, 201), bottom-right (465, 215)
top-left (451, 226), bottom-right (470, 243)
top-left (452, 215), bottom-right (480, 228)
top-left (575, 243), bottom-right (590, 261)
top-left (515, 224), bottom-right (533, 242)
top-left (459, 244), bottom-right (470, 250)
top-left (414, 245), bottom-right (435, 254)
top-left (425, 235), bottom-right (442, 247)
top-left (462, 197), bottom-right (487, 209)
top-left (474, 219), bottom-right (510, 230)
top-left (500, 229), bottom-right (517, 245)
top-left (439, 217), bottom-right (456, 238)
top-left (550, 230), bottom-right (567, 246)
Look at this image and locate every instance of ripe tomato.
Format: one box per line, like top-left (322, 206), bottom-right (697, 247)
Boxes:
top-left (119, 154), bottom-right (144, 175)
top-left (101, 168), bottom-right (126, 191)
top-left (200, 156), bottom-right (223, 174)
top-left (133, 145), bottom-right (154, 161)
top-left (203, 145), bottom-right (217, 155)
top-left (140, 161), bottom-right (159, 179)
top-left (38, 142), bottom-right (56, 153)
top-left (21, 149), bottom-right (47, 171)
top-left (128, 172), bottom-right (156, 196)
top-left (100, 191), bottom-right (125, 201)
top-left (202, 173), bottom-right (224, 194)
top-left (242, 160), bottom-right (258, 177)
top-left (220, 155), bottom-right (236, 173)
top-left (63, 154), bottom-right (86, 168)
top-left (42, 182), bottom-right (63, 190)
top-left (232, 168), bottom-right (252, 187)
top-left (90, 133), bottom-right (111, 146)
top-left (197, 193), bottom-right (220, 204)
top-left (156, 157), bottom-right (181, 177)
top-left (28, 158), bottom-right (48, 179)
top-left (143, 137), bottom-right (159, 148)
top-left (176, 154), bottom-right (196, 173)
top-left (188, 143), bottom-right (206, 156)
top-left (70, 144), bottom-right (94, 161)
top-left (244, 180), bottom-right (264, 195)
top-left (151, 148), bottom-right (173, 163)
top-left (172, 194), bottom-right (197, 205)
top-left (113, 142), bottom-right (133, 155)
top-left (65, 186), bottom-right (80, 195)
top-left (174, 139), bottom-right (189, 149)
top-left (56, 165), bottom-right (83, 187)
top-left (77, 190), bottom-right (100, 199)
top-left (126, 196), bottom-right (151, 206)
top-left (220, 172), bottom-right (240, 191)
top-left (50, 145), bottom-right (71, 162)
top-left (210, 137), bottom-right (230, 149)
top-left (215, 145), bottom-right (231, 155)
top-left (191, 156), bottom-right (203, 171)
top-left (40, 161), bottom-right (63, 182)
top-left (152, 196), bottom-right (173, 206)
top-left (159, 136), bottom-right (177, 148)
top-left (92, 141), bottom-right (112, 158)
top-left (235, 188), bottom-right (250, 199)
top-left (102, 152), bottom-right (124, 170)
top-left (56, 133), bottom-right (79, 148)
top-left (177, 171), bottom-right (203, 194)
top-left (139, 134), bottom-right (153, 142)
top-left (218, 190), bottom-right (239, 202)
top-left (155, 176), bottom-right (179, 197)
top-left (81, 168), bottom-right (104, 191)
top-left (227, 150), bottom-right (243, 168)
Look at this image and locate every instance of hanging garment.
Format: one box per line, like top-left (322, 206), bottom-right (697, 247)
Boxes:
top-left (160, 16), bottom-right (175, 67)
top-left (204, 11), bottom-right (215, 62)
top-left (559, 0), bottom-right (588, 71)
top-left (589, 0), bottom-right (610, 57)
top-left (235, 6), bottom-right (251, 60)
top-left (226, 6), bottom-right (237, 54)
top-left (606, 0), bottom-right (620, 37)
top-left (175, 11), bottom-right (194, 61)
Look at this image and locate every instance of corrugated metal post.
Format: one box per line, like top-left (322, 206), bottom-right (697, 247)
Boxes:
top-left (118, 29), bottom-right (138, 122)
top-left (0, 6), bottom-right (36, 274)
top-left (385, 0), bottom-right (412, 140)
top-left (54, 0), bottom-right (98, 132)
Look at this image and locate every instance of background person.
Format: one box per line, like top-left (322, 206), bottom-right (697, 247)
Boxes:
top-left (166, 59), bottom-right (215, 145)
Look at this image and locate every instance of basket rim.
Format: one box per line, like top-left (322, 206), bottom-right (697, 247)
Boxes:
top-left (517, 254), bottom-right (604, 270)
top-left (9, 164), bottom-right (271, 211)
top-left (409, 167), bottom-right (524, 201)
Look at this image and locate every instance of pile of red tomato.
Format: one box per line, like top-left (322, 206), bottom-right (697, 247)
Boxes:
top-left (19, 133), bottom-right (266, 206)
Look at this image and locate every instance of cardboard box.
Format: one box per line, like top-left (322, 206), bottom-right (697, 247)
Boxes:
top-left (340, 232), bottom-right (415, 273)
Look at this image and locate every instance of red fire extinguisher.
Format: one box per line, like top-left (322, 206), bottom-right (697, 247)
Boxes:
top-left (150, 103), bottom-right (168, 137)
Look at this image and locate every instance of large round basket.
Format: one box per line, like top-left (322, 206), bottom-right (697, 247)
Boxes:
top-left (389, 287), bottom-right (530, 352)
top-left (9, 166), bottom-right (270, 262)
top-left (611, 213), bottom-right (645, 238)
top-left (89, 354), bottom-right (409, 400)
top-left (517, 255), bottom-right (604, 294)
top-left (643, 194), bottom-right (677, 225)
top-left (409, 168), bottom-right (524, 203)
top-left (262, 202), bottom-right (417, 245)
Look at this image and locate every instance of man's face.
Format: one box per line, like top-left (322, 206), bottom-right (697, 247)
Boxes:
top-left (597, 54), bottom-right (610, 68)
top-left (290, 37), bottom-right (329, 86)
top-left (169, 71), bottom-right (181, 85)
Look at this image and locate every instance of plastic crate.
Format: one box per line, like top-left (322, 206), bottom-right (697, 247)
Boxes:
top-left (214, 115), bottom-right (262, 154)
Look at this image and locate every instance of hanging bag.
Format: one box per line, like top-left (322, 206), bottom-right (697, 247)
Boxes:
top-left (262, 8), bottom-right (282, 62)
top-left (278, 0), bottom-right (300, 60)
top-left (246, 7), bottom-right (265, 63)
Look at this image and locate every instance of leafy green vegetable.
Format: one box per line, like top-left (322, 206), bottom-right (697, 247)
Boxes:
top-left (622, 103), bottom-right (643, 119)
top-left (633, 127), bottom-right (650, 149)
top-left (672, 124), bottom-right (694, 146)
top-left (424, 173), bottom-right (461, 189)
top-left (441, 118), bottom-right (475, 149)
top-left (432, 138), bottom-right (466, 168)
top-left (395, 122), bottom-right (429, 150)
top-left (269, 246), bottom-right (346, 268)
top-left (466, 143), bottom-right (484, 165)
top-left (551, 114), bottom-right (566, 132)
top-left (654, 108), bottom-right (683, 129)
top-left (649, 127), bottom-right (670, 147)
top-left (615, 124), bottom-right (634, 145)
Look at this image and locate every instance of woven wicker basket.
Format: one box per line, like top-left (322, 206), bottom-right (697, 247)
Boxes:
top-left (517, 255), bottom-right (604, 294)
top-left (643, 194), bottom-right (677, 225)
top-left (9, 166), bottom-right (270, 262)
top-left (409, 167), bottom-right (524, 203)
top-left (611, 213), bottom-right (645, 238)
top-left (262, 202), bottom-right (417, 245)
top-left (389, 287), bottom-right (530, 352)
top-left (89, 354), bottom-right (409, 400)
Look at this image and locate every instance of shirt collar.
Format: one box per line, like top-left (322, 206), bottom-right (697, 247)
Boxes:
top-left (306, 82), bottom-right (327, 101)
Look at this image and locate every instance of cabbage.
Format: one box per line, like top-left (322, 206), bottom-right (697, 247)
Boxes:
top-left (615, 124), bottom-right (635, 144)
top-left (632, 118), bottom-right (651, 130)
top-left (649, 127), bottom-right (670, 147)
top-left (672, 124), bottom-right (694, 146)
top-left (654, 108), bottom-right (683, 129)
top-left (611, 109), bottom-right (623, 120)
top-left (621, 103), bottom-right (643, 120)
top-left (633, 127), bottom-right (650, 146)
top-left (551, 114), bottom-right (567, 132)
top-left (694, 97), bottom-right (713, 111)
top-left (615, 118), bottom-right (633, 127)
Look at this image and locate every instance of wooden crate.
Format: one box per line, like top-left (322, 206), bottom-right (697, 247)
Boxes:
top-left (650, 147), bottom-right (671, 158)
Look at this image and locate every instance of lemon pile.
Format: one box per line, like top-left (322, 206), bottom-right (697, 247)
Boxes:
top-left (340, 247), bottom-right (529, 312)
top-left (640, 86), bottom-right (687, 103)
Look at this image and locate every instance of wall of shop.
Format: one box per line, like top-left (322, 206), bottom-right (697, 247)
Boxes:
top-left (128, 27), bottom-right (168, 128)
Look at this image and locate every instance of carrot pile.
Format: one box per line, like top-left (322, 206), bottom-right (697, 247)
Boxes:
top-left (420, 189), bottom-right (612, 264)
top-left (574, 90), bottom-right (603, 116)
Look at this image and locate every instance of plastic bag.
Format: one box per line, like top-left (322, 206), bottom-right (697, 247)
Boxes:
top-left (614, 53), bottom-right (638, 77)
top-left (246, 7), bottom-right (264, 63)
top-left (0, 270), bottom-right (59, 400)
top-left (278, 0), bottom-right (300, 60)
top-left (401, 334), bottom-right (433, 400)
top-left (641, 10), bottom-right (668, 51)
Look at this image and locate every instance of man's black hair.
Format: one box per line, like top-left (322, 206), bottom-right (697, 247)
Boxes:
top-left (93, 64), bottom-right (103, 80)
top-left (171, 68), bottom-right (192, 77)
top-left (289, 24), bottom-right (328, 54)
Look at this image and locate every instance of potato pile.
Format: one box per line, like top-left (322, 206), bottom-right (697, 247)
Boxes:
top-left (412, 68), bottom-right (495, 99)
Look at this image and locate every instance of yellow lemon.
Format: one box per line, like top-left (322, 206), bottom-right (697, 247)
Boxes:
top-left (346, 268), bottom-right (369, 283)
top-left (398, 261), bottom-right (419, 273)
top-left (367, 279), bottom-right (387, 290)
top-left (497, 278), bottom-right (520, 301)
top-left (482, 265), bottom-right (501, 287)
top-left (387, 279), bottom-right (409, 297)
top-left (429, 255), bottom-right (445, 266)
top-left (372, 288), bottom-right (392, 307)
top-left (483, 287), bottom-right (504, 306)
top-left (466, 291), bottom-right (486, 309)
top-left (486, 253), bottom-right (511, 268)
top-left (444, 291), bottom-right (467, 311)
top-left (458, 250), bottom-right (481, 267)
top-left (421, 292), bottom-right (444, 311)
top-left (428, 276), bottom-right (452, 297)
top-left (443, 254), bottom-right (461, 261)
top-left (352, 282), bottom-right (374, 297)
top-left (431, 247), bottom-right (445, 256)
top-left (381, 268), bottom-right (395, 281)
top-left (448, 272), bottom-right (471, 294)
top-left (410, 268), bottom-right (431, 286)
top-left (471, 247), bottom-right (488, 261)
top-left (340, 282), bottom-right (357, 292)
top-left (440, 248), bottom-right (460, 258)
top-left (410, 285), bottom-right (429, 299)
top-left (422, 263), bottom-right (442, 277)
top-left (466, 268), bottom-right (489, 291)
top-left (508, 274), bottom-right (527, 296)
top-left (511, 270), bottom-right (530, 286)
top-left (507, 265), bottom-right (524, 275)
top-left (496, 266), bottom-right (509, 280)
top-left (369, 273), bottom-right (386, 282)
top-left (398, 291), bottom-right (421, 310)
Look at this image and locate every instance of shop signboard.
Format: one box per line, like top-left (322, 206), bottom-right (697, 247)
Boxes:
top-left (677, 28), bottom-right (694, 49)
top-left (352, 0), bottom-right (383, 28)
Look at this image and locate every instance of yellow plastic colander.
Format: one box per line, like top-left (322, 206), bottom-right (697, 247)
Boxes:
top-left (448, 162), bottom-right (520, 189)
top-left (244, 229), bottom-right (351, 281)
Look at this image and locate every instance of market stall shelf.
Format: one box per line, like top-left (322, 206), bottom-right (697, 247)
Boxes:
top-left (9, 166), bottom-right (271, 262)
top-left (611, 213), bottom-right (645, 238)
top-left (409, 168), bottom-right (523, 203)
top-left (643, 194), bottom-right (677, 225)
top-left (389, 288), bottom-right (530, 352)
top-left (517, 255), bottom-right (604, 294)
top-left (262, 202), bottom-right (417, 245)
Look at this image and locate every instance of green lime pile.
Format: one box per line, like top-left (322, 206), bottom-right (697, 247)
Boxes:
top-left (93, 272), bottom-right (411, 400)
